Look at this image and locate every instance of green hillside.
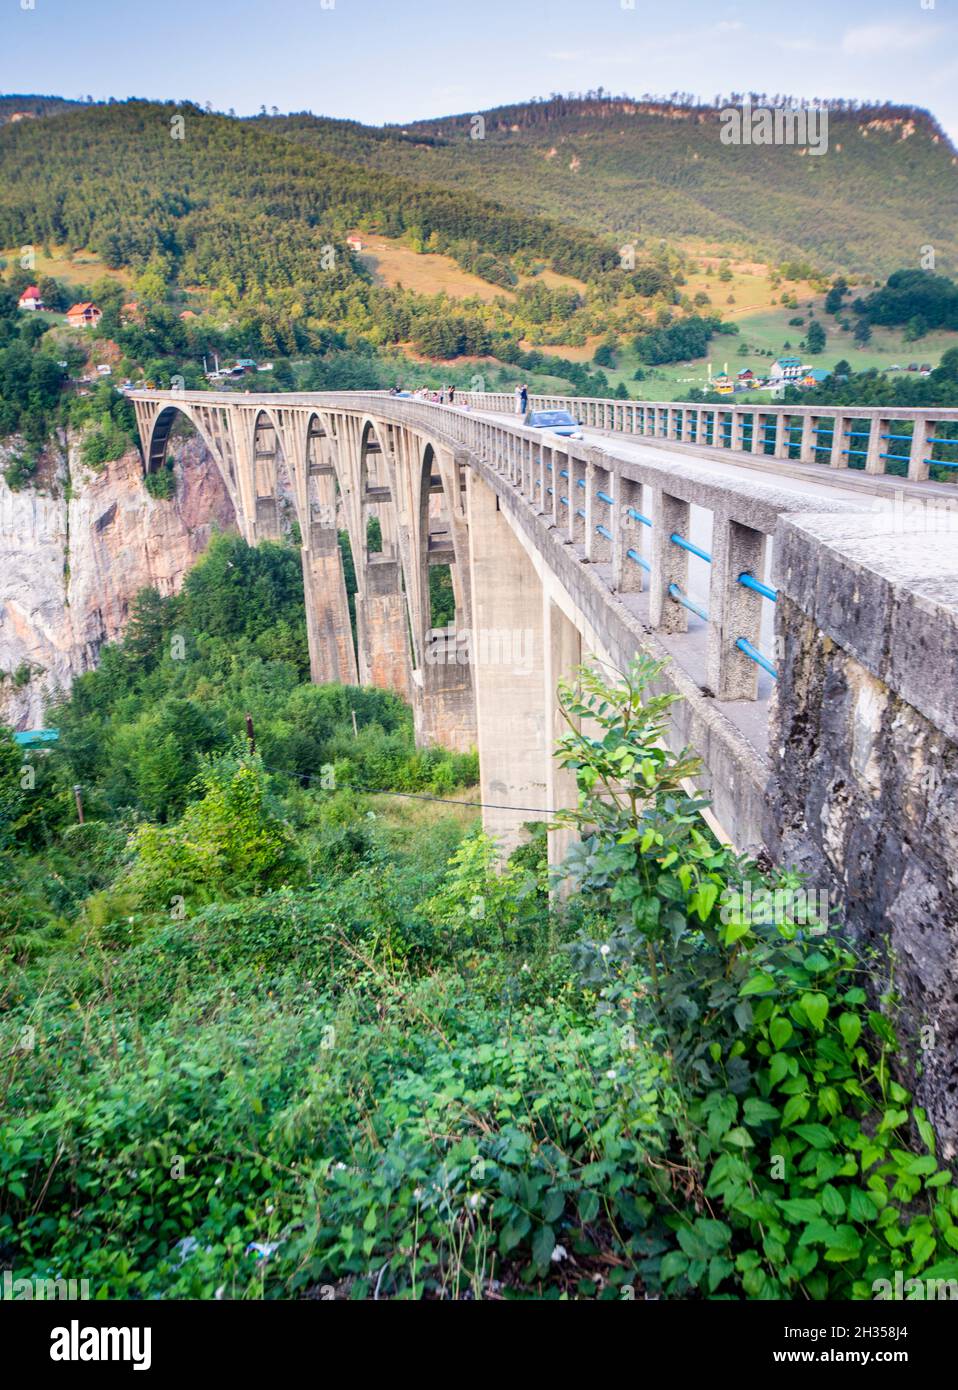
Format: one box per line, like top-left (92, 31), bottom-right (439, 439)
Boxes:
top-left (273, 95), bottom-right (958, 277)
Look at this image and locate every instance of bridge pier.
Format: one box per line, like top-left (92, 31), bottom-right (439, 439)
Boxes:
top-left (414, 654), bottom-right (476, 752)
top-left (466, 470), bottom-right (550, 851)
top-left (543, 592), bottom-right (582, 874)
top-left (356, 556), bottom-right (413, 701)
top-left (302, 522), bottom-right (357, 687)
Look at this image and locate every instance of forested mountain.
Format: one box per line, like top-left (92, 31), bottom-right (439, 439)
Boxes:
top-left (0, 98), bottom-right (619, 287)
top-left (273, 94), bottom-right (958, 276)
top-left (0, 99), bottom-right (659, 385)
top-left (0, 94), bottom-right (83, 124)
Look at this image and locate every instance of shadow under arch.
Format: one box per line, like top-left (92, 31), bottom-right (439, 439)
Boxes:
top-left (143, 402), bottom-right (224, 479)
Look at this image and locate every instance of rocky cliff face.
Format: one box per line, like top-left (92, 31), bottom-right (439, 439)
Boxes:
top-left (0, 434), bottom-right (235, 729)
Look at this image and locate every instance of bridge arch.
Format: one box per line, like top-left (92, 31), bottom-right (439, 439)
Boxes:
top-left (144, 402), bottom-right (228, 483)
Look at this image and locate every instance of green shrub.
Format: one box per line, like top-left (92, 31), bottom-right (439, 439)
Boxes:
top-left (557, 657), bottom-right (958, 1300)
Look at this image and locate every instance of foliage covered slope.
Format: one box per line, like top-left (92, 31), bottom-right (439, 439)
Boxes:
top-left (275, 96), bottom-right (958, 276)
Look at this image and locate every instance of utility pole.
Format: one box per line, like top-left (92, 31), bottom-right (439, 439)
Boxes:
top-left (73, 784), bottom-right (85, 824)
top-left (351, 708), bottom-right (358, 738)
top-left (245, 713), bottom-right (256, 755)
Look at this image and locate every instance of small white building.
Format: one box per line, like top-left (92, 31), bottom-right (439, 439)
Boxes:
top-left (769, 356), bottom-right (803, 383)
top-left (346, 235), bottom-right (364, 252)
top-left (18, 285), bottom-right (43, 311)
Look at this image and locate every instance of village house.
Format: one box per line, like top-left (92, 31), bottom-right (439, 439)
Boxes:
top-left (346, 235), bottom-right (364, 252)
top-left (17, 285), bottom-right (44, 311)
top-left (66, 302), bottom-right (102, 328)
top-left (769, 356), bottom-right (803, 383)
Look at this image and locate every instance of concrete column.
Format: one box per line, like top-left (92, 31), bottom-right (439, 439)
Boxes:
top-left (544, 594), bottom-right (582, 876)
top-left (230, 421), bottom-right (259, 545)
top-left (864, 416), bottom-right (886, 475)
top-left (800, 413), bottom-right (816, 463)
top-left (829, 414), bottom-right (846, 469)
top-left (466, 470), bottom-right (549, 852)
top-left (417, 648), bottom-right (477, 752)
top-left (355, 557), bottom-right (413, 701)
top-left (302, 524), bottom-right (358, 686)
top-left (612, 475), bottom-right (647, 593)
top-left (909, 416), bottom-right (930, 482)
top-left (650, 491), bottom-right (691, 632)
top-left (707, 517), bottom-right (766, 700)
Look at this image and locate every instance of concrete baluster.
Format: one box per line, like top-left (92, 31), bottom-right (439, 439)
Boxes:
top-left (909, 415), bottom-right (930, 482)
top-left (650, 490), bottom-right (690, 632)
top-left (829, 413), bottom-right (846, 469)
top-left (865, 414), bottom-right (886, 475)
top-left (708, 516), bottom-right (766, 701)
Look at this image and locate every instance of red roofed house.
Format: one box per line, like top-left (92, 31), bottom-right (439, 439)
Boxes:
top-left (18, 285), bottom-right (44, 311)
top-left (346, 235), bottom-right (364, 252)
top-left (66, 302), bottom-right (102, 328)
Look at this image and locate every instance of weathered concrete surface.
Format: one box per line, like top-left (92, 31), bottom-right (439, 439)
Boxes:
top-left (0, 434), bottom-right (235, 729)
top-left (769, 511), bottom-right (958, 1155)
top-left (302, 522), bottom-right (357, 687)
top-left (355, 556), bottom-right (413, 701)
top-left (466, 470), bottom-right (549, 848)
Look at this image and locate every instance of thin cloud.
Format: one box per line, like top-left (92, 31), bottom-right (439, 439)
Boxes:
top-left (841, 23), bottom-right (938, 57)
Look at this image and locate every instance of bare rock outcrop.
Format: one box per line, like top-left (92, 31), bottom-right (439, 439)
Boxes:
top-left (0, 434), bottom-right (235, 729)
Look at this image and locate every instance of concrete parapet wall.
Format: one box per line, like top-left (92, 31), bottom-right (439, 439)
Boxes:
top-left (769, 512), bottom-right (958, 1154)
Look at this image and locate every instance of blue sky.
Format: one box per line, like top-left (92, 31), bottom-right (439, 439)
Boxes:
top-left (2, 0), bottom-right (957, 142)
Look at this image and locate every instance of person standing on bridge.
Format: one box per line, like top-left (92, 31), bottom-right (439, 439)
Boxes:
top-left (447, 386), bottom-right (454, 406)
top-left (520, 383), bottom-right (529, 414)
top-left (514, 384), bottom-right (522, 415)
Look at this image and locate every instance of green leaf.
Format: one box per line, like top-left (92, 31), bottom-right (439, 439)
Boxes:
top-left (542, 1189), bottom-right (565, 1222)
top-left (778, 1198), bottom-right (822, 1222)
top-left (821, 1185), bottom-right (846, 1217)
top-left (782, 1095), bottom-right (810, 1125)
top-left (868, 1011), bottom-right (897, 1046)
top-left (578, 1190), bottom-right (600, 1224)
top-left (798, 1219), bottom-right (835, 1247)
top-left (531, 1223), bottom-right (556, 1271)
top-left (848, 1189), bottom-right (878, 1222)
top-left (800, 992), bottom-right (829, 1031)
top-left (769, 1053), bottom-right (790, 1086)
top-left (691, 881), bottom-right (719, 922)
top-left (770, 1017), bottom-right (793, 1050)
top-left (708, 1255), bottom-right (734, 1292)
top-left (824, 1225), bottom-right (862, 1261)
top-left (838, 1013), bottom-right (861, 1049)
top-left (741, 972), bottom-right (776, 996)
top-left (660, 1250), bottom-right (689, 1281)
top-left (743, 1097), bottom-right (779, 1125)
top-left (723, 918), bottom-right (751, 946)
top-left (793, 1123), bottom-right (835, 1150)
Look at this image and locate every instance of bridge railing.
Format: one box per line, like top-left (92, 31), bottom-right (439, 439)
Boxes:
top-left (456, 392), bottom-right (958, 485)
top-left (329, 392), bottom-right (872, 706)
